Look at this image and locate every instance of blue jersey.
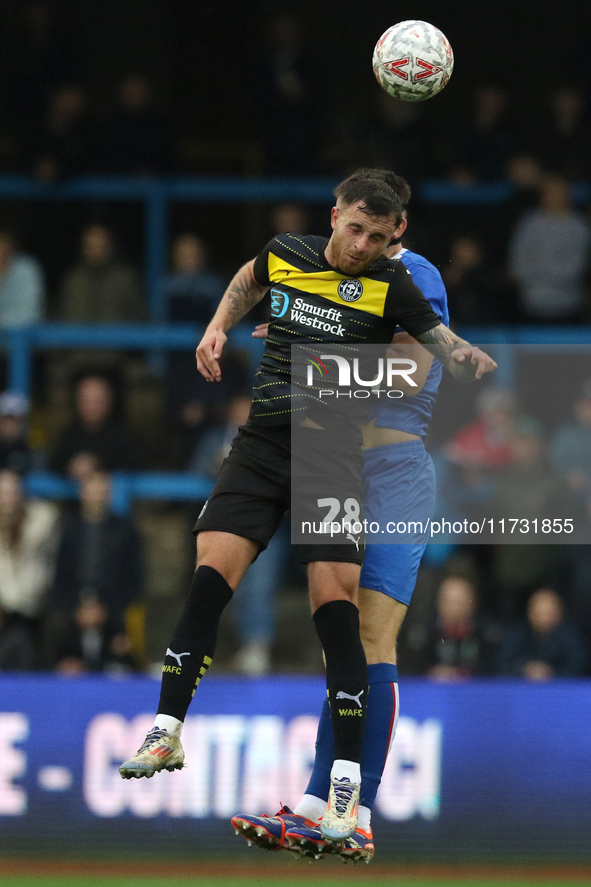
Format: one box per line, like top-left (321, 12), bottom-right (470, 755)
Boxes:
top-left (370, 248), bottom-right (449, 438)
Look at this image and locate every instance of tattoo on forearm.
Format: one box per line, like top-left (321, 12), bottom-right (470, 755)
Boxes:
top-left (415, 324), bottom-right (468, 349)
top-left (225, 283), bottom-right (258, 320)
top-left (219, 266), bottom-right (267, 326)
top-left (415, 324), bottom-right (474, 378)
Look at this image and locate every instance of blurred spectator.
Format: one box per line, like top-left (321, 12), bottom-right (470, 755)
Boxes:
top-left (189, 391), bottom-right (252, 476)
top-left (0, 469), bottom-right (59, 622)
top-left (256, 14), bottom-right (319, 173)
top-left (359, 92), bottom-right (436, 183)
top-left (528, 86), bottom-right (591, 181)
top-left (442, 235), bottom-right (512, 323)
top-left (492, 416), bottom-right (574, 521)
top-left (506, 155), bottom-right (545, 194)
top-left (410, 576), bottom-right (499, 680)
top-left (49, 374), bottom-right (140, 479)
top-left (550, 378), bottom-right (591, 498)
top-left (165, 351), bottom-right (250, 467)
top-left (190, 392), bottom-right (284, 675)
top-left (557, 544), bottom-right (591, 657)
top-left (497, 587), bottom-right (587, 679)
top-left (162, 232), bottom-right (243, 468)
top-left (435, 387), bottom-right (518, 534)
top-left (94, 74), bottom-right (171, 175)
top-left (49, 471), bottom-right (142, 646)
top-left (167, 396), bottom-right (212, 471)
top-left (0, 230), bottom-right (45, 327)
top-left (58, 223), bottom-right (145, 322)
top-left (164, 234), bottom-right (226, 324)
top-left (492, 418), bottom-right (583, 613)
top-left (166, 349), bottom-right (251, 468)
top-left (0, 391), bottom-right (38, 474)
top-left (230, 522), bottom-right (287, 676)
top-left (54, 591), bottom-right (137, 675)
top-left (9, 2), bottom-right (75, 137)
top-left (445, 82), bottom-right (515, 183)
top-left (500, 154), bottom-right (546, 247)
top-left (31, 83), bottom-right (90, 181)
top-left (271, 203), bottom-right (309, 236)
top-left (445, 386), bottom-right (517, 471)
top-left (0, 604), bottom-right (36, 671)
top-left (508, 173), bottom-right (591, 321)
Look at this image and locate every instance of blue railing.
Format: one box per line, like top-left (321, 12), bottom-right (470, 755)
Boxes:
top-left (1, 322), bottom-right (265, 395)
top-left (5, 321), bottom-right (589, 512)
top-left (0, 174), bottom-right (589, 324)
top-left (22, 470), bottom-right (212, 516)
top-left (459, 326), bottom-right (591, 386)
top-left (3, 322), bottom-right (591, 397)
top-left (0, 175), bottom-right (343, 323)
top-left (6, 323), bottom-right (265, 514)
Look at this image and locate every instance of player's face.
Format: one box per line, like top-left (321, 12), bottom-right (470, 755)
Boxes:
top-left (326, 201), bottom-right (398, 275)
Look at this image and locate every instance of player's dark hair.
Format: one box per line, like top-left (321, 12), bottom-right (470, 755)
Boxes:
top-left (343, 168), bottom-right (412, 208)
top-left (333, 175), bottom-right (402, 222)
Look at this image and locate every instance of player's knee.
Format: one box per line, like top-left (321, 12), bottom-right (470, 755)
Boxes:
top-left (308, 560), bottom-right (360, 603)
top-left (195, 554), bottom-right (241, 590)
top-left (360, 621), bottom-right (382, 654)
top-left (360, 630), bottom-right (397, 664)
top-left (196, 531), bottom-right (258, 590)
top-left (360, 612), bottom-right (400, 662)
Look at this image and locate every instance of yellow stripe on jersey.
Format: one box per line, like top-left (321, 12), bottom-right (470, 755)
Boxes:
top-left (267, 251), bottom-right (390, 319)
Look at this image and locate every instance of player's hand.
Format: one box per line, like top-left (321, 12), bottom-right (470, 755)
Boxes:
top-left (196, 326), bottom-right (227, 381)
top-left (252, 323), bottom-right (269, 339)
top-left (450, 346), bottom-right (497, 380)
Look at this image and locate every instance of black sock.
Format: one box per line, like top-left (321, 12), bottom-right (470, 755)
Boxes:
top-left (157, 565), bottom-right (233, 721)
top-left (313, 599), bottom-right (368, 765)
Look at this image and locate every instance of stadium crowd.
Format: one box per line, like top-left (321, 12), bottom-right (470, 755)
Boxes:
top-left (0, 373), bottom-right (589, 680)
top-left (0, 3), bottom-right (589, 678)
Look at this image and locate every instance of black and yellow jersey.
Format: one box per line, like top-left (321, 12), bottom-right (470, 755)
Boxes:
top-left (251, 232), bottom-right (440, 425)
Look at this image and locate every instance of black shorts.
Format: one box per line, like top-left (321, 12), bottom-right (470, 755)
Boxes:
top-left (193, 422), bottom-right (364, 565)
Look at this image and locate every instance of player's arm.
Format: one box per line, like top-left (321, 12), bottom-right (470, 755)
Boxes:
top-left (196, 259), bottom-right (268, 381)
top-left (388, 264), bottom-right (495, 382)
top-left (387, 330), bottom-right (434, 395)
top-left (415, 323), bottom-right (497, 381)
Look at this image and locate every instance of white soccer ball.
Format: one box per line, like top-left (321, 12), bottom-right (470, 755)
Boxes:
top-left (372, 20), bottom-right (454, 103)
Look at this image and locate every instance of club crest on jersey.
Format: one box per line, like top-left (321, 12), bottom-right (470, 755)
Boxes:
top-left (270, 288), bottom-right (290, 317)
top-left (337, 279), bottom-right (363, 302)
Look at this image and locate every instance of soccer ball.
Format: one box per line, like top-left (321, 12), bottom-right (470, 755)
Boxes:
top-left (372, 20), bottom-right (454, 103)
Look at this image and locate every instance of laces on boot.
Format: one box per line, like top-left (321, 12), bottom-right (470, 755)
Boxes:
top-left (137, 727), bottom-right (168, 753)
top-left (332, 778), bottom-right (357, 816)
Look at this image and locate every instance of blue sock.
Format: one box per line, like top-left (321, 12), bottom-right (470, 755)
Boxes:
top-left (304, 662), bottom-right (399, 809)
top-left (359, 663), bottom-right (399, 808)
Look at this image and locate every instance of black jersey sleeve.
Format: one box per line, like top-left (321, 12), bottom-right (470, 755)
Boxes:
top-left (385, 262), bottom-right (441, 337)
top-left (252, 238), bottom-right (279, 287)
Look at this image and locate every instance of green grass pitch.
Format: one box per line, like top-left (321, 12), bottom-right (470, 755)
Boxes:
top-left (1, 878), bottom-right (585, 887)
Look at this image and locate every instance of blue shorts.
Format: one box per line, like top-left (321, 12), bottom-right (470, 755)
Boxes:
top-left (359, 440), bottom-right (436, 606)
